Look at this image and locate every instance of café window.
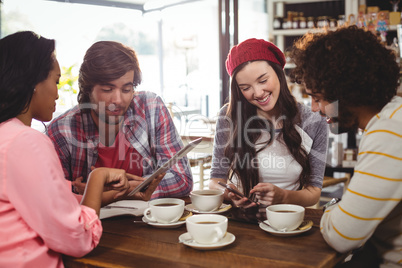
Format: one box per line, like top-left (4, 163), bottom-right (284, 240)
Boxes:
top-left (1, 0), bottom-right (222, 130)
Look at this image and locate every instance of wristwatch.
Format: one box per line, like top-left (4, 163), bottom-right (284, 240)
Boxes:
top-left (322, 198), bottom-right (341, 212)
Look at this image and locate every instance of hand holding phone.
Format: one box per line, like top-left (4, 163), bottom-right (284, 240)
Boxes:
top-left (217, 181), bottom-right (259, 205)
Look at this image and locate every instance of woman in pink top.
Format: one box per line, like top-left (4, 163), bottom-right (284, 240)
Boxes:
top-left (0, 31), bottom-right (134, 267)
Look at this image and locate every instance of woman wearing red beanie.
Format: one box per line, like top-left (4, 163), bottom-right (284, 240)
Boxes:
top-left (209, 38), bottom-right (328, 217)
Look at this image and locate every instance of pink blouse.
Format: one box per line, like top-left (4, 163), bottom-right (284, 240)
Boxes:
top-left (0, 118), bottom-right (102, 268)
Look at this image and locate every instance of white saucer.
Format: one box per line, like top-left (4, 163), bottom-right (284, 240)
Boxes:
top-left (142, 216), bottom-right (186, 228)
top-left (179, 232), bottom-right (235, 250)
top-left (185, 203), bottom-right (232, 214)
top-left (259, 221), bottom-right (312, 237)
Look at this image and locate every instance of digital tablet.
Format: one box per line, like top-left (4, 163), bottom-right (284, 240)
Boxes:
top-left (127, 137), bottom-right (203, 196)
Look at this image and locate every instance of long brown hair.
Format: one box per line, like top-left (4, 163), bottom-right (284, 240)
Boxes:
top-left (225, 61), bottom-right (311, 196)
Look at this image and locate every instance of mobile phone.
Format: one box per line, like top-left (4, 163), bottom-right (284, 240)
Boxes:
top-left (217, 181), bottom-right (258, 204)
top-left (218, 181), bottom-right (245, 197)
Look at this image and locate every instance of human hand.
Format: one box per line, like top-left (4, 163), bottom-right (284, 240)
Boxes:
top-left (72, 176), bottom-right (86, 195)
top-left (123, 173), bottom-right (165, 201)
top-left (102, 168), bottom-right (131, 199)
top-left (125, 174), bottom-right (146, 193)
top-left (227, 183), bottom-right (258, 209)
top-left (138, 173), bottom-right (165, 201)
top-left (250, 182), bottom-right (285, 207)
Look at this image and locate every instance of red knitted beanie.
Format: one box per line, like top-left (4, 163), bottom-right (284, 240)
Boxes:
top-left (225, 38), bottom-right (286, 76)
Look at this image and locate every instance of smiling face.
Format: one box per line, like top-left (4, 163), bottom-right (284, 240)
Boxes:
top-left (30, 59), bottom-right (61, 122)
top-left (306, 88), bottom-right (358, 134)
top-left (235, 61), bottom-right (280, 120)
top-left (89, 70), bottom-right (135, 126)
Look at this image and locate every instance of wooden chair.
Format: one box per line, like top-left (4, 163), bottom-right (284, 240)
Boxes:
top-left (322, 174), bottom-right (351, 191)
top-left (181, 135), bottom-right (214, 190)
top-left (187, 153), bottom-right (212, 190)
top-left (313, 173), bottom-right (351, 209)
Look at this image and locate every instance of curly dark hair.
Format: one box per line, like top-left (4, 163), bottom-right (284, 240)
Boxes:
top-left (78, 41), bottom-right (142, 104)
top-left (225, 61), bottom-right (311, 195)
top-left (0, 31), bottom-right (55, 123)
top-left (290, 26), bottom-right (399, 109)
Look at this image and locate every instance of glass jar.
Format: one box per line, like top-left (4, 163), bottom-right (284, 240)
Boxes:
top-left (273, 16), bottom-right (282, 29)
top-left (307, 17), bottom-right (315, 28)
top-left (292, 17), bottom-right (299, 29)
top-left (282, 18), bottom-right (289, 29)
top-left (330, 18), bottom-right (337, 28)
top-left (318, 16), bottom-right (329, 28)
top-left (316, 16), bottom-right (322, 27)
top-left (287, 11), bottom-right (294, 24)
top-left (299, 17), bottom-right (307, 28)
top-left (338, 15), bottom-right (346, 27)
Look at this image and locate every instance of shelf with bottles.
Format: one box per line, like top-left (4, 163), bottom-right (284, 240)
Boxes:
top-left (272, 7), bottom-right (346, 33)
top-left (268, 0), bottom-right (359, 51)
top-left (272, 27), bottom-right (338, 36)
top-left (271, 24), bottom-right (397, 43)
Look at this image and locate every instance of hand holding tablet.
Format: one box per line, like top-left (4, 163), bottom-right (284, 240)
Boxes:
top-left (127, 138), bottom-right (203, 196)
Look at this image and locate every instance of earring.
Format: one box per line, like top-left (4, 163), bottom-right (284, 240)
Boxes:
top-left (34, 88), bottom-right (37, 92)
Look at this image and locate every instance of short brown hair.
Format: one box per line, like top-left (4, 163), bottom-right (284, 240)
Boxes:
top-left (78, 41), bottom-right (142, 104)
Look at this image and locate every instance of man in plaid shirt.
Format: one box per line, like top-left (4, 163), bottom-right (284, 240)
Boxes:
top-left (47, 41), bottom-right (193, 201)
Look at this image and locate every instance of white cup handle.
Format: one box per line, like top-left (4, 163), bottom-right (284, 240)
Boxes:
top-left (211, 227), bottom-right (224, 244)
top-left (143, 208), bottom-right (157, 222)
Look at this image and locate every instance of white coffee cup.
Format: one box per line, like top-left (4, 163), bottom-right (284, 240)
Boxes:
top-left (186, 214), bottom-right (228, 244)
top-left (266, 204), bottom-right (305, 232)
top-left (143, 198), bottom-right (184, 224)
top-left (190, 189), bottom-right (224, 212)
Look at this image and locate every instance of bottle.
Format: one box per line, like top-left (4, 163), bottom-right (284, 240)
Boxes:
top-left (337, 15), bottom-right (346, 27)
top-left (273, 16), bottom-right (282, 29)
top-left (320, 16), bottom-right (329, 27)
top-left (307, 17), bottom-right (315, 28)
top-left (330, 18), bottom-right (337, 28)
top-left (299, 17), bottom-right (307, 28)
top-left (282, 18), bottom-right (289, 29)
top-left (287, 11), bottom-right (294, 28)
top-left (292, 17), bottom-right (299, 29)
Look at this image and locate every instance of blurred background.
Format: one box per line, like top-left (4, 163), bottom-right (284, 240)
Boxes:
top-left (1, 0), bottom-right (269, 133)
top-left (2, 0), bottom-right (399, 196)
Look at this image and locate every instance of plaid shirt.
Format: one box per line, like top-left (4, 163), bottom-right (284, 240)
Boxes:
top-left (47, 91), bottom-right (193, 199)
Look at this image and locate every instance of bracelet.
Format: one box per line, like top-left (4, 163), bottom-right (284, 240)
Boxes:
top-left (322, 197), bottom-right (341, 212)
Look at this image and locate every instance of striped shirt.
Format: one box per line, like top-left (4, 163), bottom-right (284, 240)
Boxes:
top-left (47, 91), bottom-right (193, 199)
top-left (320, 96), bottom-right (402, 267)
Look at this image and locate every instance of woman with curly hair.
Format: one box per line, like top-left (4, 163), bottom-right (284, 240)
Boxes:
top-left (209, 38), bottom-right (328, 218)
top-left (290, 26), bottom-right (402, 267)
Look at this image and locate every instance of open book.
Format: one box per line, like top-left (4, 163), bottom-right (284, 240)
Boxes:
top-left (127, 137), bottom-right (203, 196)
top-left (100, 200), bottom-right (149, 219)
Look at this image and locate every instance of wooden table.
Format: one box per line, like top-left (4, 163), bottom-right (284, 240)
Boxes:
top-left (63, 207), bottom-right (347, 268)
